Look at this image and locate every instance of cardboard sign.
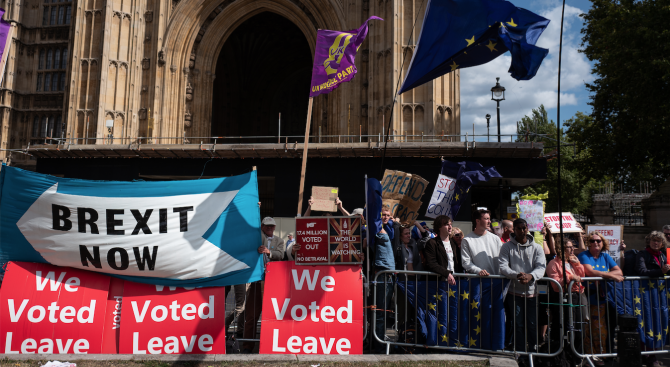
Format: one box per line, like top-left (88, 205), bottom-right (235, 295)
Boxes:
top-left (380, 170), bottom-right (429, 224)
top-left (425, 174), bottom-right (457, 219)
top-left (259, 262), bottom-right (363, 355)
top-left (312, 186), bottom-right (339, 212)
top-left (119, 282), bottom-right (226, 354)
top-left (518, 200), bottom-right (544, 232)
top-left (587, 225), bottom-right (624, 266)
top-left (296, 217), bottom-right (329, 263)
top-left (329, 217), bottom-right (362, 263)
top-left (0, 262), bottom-right (110, 354)
top-left (544, 212), bottom-right (581, 233)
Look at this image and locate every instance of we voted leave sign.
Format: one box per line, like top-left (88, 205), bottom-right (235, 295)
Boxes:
top-left (259, 262), bottom-right (363, 355)
top-left (0, 165), bottom-right (263, 287)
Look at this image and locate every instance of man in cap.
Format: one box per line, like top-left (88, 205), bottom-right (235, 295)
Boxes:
top-left (242, 217), bottom-right (285, 353)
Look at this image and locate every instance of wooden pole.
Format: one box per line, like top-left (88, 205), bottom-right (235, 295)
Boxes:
top-left (297, 97), bottom-right (314, 216)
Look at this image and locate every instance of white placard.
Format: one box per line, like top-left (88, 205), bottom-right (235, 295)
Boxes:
top-left (544, 212), bottom-right (581, 233)
top-left (587, 225), bottom-right (624, 266)
top-left (425, 174), bottom-right (456, 219)
top-left (518, 200), bottom-right (544, 232)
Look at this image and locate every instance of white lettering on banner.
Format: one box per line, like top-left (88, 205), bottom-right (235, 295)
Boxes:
top-left (130, 297), bottom-right (214, 323)
top-left (271, 329), bottom-right (351, 355)
top-left (270, 298), bottom-right (352, 323)
top-left (132, 332), bottom-right (213, 354)
top-left (16, 183), bottom-right (250, 280)
top-left (7, 299), bottom-right (96, 323)
top-left (425, 174), bottom-right (456, 219)
top-left (4, 332), bottom-right (90, 354)
top-left (112, 296), bottom-right (122, 329)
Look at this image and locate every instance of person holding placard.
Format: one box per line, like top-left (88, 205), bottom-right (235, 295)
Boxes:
top-left (578, 231), bottom-right (623, 365)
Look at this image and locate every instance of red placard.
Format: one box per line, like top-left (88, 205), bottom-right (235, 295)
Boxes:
top-left (0, 261), bottom-right (110, 354)
top-left (328, 217), bottom-right (362, 263)
top-left (119, 281), bottom-right (226, 354)
top-left (259, 261), bottom-right (363, 355)
top-left (296, 217), bottom-right (329, 263)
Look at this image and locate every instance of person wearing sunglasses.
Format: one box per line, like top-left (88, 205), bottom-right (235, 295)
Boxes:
top-left (577, 231), bottom-right (623, 365)
top-left (451, 227), bottom-right (464, 249)
top-left (663, 225), bottom-right (670, 243)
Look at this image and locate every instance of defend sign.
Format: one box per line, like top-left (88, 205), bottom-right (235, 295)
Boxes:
top-left (259, 262), bottom-right (363, 354)
top-left (0, 262), bottom-right (110, 354)
top-left (119, 282), bottom-right (226, 354)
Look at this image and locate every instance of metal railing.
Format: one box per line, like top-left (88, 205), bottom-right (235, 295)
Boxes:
top-left (28, 132), bottom-right (540, 147)
top-left (567, 276), bottom-right (669, 366)
top-left (371, 270), bottom-right (564, 366)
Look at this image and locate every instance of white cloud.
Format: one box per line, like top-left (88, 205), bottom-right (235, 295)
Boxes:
top-left (459, 4), bottom-right (593, 141)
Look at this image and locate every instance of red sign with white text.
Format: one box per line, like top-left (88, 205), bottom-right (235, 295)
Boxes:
top-left (0, 262), bottom-right (110, 354)
top-left (119, 282), bottom-right (226, 354)
top-left (101, 278), bottom-right (125, 353)
top-left (259, 261), bottom-right (363, 355)
top-left (295, 218), bottom-right (329, 263)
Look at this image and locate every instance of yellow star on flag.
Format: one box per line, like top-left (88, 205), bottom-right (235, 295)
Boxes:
top-left (640, 320), bottom-right (644, 328)
top-left (648, 330), bottom-right (654, 338)
top-left (634, 296), bottom-right (641, 304)
top-left (660, 283), bottom-right (665, 291)
top-left (506, 18), bottom-right (517, 27)
top-left (474, 325), bottom-right (482, 335)
top-left (465, 35), bottom-right (475, 46)
top-left (455, 340), bottom-right (464, 348)
top-left (475, 312), bottom-right (482, 321)
top-left (635, 308), bottom-right (642, 316)
top-left (450, 61), bottom-right (459, 71)
top-left (434, 294), bottom-right (443, 301)
top-left (461, 291), bottom-right (469, 300)
top-left (657, 333), bottom-right (662, 341)
top-left (640, 287), bottom-right (646, 294)
top-left (454, 193), bottom-right (460, 201)
top-left (442, 334), bottom-right (448, 342)
top-left (649, 281), bottom-right (655, 289)
top-left (666, 291), bottom-right (670, 299)
top-left (665, 326), bottom-right (668, 334)
top-left (469, 337), bottom-right (477, 347)
top-left (471, 300), bottom-right (479, 309)
top-left (448, 288), bottom-right (456, 298)
top-left (438, 322), bottom-right (444, 329)
top-left (486, 40), bottom-right (497, 52)
top-left (428, 303), bottom-right (436, 311)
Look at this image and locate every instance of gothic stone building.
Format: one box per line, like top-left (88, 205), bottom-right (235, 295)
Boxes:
top-left (0, 0), bottom-right (461, 163)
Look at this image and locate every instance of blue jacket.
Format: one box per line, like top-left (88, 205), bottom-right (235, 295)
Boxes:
top-left (374, 232), bottom-right (395, 271)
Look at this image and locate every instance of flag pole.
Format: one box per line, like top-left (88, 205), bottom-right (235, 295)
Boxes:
top-left (297, 97), bottom-right (314, 216)
top-left (557, 0), bottom-right (567, 291)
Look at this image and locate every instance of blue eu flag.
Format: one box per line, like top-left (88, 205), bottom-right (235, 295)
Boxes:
top-left (441, 160), bottom-right (502, 217)
top-left (399, 0), bottom-right (549, 93)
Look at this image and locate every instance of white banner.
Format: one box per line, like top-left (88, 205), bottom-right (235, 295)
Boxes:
top-left (518, 200), bottom-right (544, 232)
top-left (425, 174), bottom-right (456, 219)
top-left (587, 225), bottom-right (624, 266)
top-left (544, 212), bottom-right (581, 233)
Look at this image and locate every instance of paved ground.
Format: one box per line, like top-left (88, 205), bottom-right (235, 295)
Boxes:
top-left (0, 354), bottom-right (516, 367)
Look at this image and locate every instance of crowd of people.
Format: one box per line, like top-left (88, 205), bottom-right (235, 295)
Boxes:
top-left (225, 198), bottom-right (670, 365)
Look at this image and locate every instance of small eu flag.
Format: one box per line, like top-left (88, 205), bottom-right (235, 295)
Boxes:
top-left (399, 0), bottom-right (549, 93)
top-left (441, 160), bottom-right (502, 217)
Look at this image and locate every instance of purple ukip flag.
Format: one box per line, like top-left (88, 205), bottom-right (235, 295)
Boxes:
top-left (0, 8), bottom-right (12, 85)
top-left (309, 16), bottom-right (382, 97)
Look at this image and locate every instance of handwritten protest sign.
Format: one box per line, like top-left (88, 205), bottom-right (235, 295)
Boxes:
top-left (544, 212), bottom-right (580, 233)
top-left (380, 170), bottom-right (429, 224)
top-left (587, 225), bottom-right (623, 266)
top-left (312, 187), bottom-right (339, 212)
top-left (517, 200), bottom-right (544, 232)
top-left (425, 174), bottom-right (456, 219)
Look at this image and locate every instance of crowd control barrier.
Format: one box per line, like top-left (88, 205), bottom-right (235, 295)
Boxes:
top-left (372, 270), bottom-right (564, 366)
top-left (567, 276), bottom-right (670, 366)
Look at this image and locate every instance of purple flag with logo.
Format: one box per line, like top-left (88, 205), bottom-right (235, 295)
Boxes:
top-left (309, 16), bottom-right (382, 97)
top-left (0, 8), bottom-right (12, 86)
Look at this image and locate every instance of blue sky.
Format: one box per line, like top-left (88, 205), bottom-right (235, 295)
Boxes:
top-left (459, 0), bottom-right (595, 140)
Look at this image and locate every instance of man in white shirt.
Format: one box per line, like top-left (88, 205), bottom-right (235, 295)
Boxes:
top-left (461, 209), bottom-right (501, 276)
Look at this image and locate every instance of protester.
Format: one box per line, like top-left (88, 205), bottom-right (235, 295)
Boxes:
top-left (412, 221), bottom-right (435, 240)
top-left (373, 204), bottom-right (395, 354)
top-left (423, 215), bottom-right (461, 283)
top-left (461, 209), bottom-right (501, 276)
top-left (224, 283), bottom-right (249, 340)
top-left (395, 226), bottom-right (423, 272)
top-left (501, 220), bottom-right (513, 242)
top-left (540, 222), bottom-right (556, 261)
top-left (578, 231), bottom-right (623, 365)
top-left (451, 227), bottom-right (464, 249)
top-left (546, 237), bottom-right (588, 359)
top-left (242, 217), bottom-right (285, 353)
top-left (498, 218), bottom-right (546, 365)
top-left (286, 233), bottom-right (295, 248)
top-left (663, 225), bottom-right (670, 244)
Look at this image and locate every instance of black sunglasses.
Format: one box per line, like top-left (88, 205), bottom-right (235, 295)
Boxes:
top-left (589, 239), bottom-right (602, 244)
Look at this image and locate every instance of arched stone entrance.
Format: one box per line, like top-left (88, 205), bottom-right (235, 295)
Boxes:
top-left (211, 12), bottom-right (312, 139)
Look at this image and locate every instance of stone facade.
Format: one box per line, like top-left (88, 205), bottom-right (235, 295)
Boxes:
top-left (0, 0), bottom-right (460, 162)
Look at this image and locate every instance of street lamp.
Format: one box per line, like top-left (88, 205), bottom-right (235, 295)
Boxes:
top-left (485, 114), bottom-right (491, 142)
top-left (490, 77), bottom-right (505, 142)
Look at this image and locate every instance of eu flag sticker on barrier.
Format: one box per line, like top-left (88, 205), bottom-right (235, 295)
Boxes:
top-left (0, 165), bottom-right (263, 288)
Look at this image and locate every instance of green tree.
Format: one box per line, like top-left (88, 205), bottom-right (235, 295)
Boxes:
top-left (577, 0), bottom-right (670, 187)
top-left (516, 106), bottom-right (597, 214)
